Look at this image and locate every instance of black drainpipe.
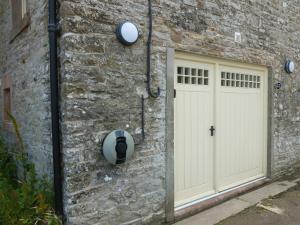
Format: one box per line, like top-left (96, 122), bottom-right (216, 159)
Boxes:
top-left (48, 0), bottom-right (64, 219)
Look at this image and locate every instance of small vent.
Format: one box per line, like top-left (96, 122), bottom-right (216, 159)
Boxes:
top-left (221, 72), bottom-right (261, 89)
top-left (177, 66), bottom-right (209, 86)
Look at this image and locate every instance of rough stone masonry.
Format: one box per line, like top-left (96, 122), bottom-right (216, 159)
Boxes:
top-left (59, 0), bottom-right (300, 224)
top-left (1, 0), bottom-right (300, 225)
top-left (0, 0), bottom-right (53, 176)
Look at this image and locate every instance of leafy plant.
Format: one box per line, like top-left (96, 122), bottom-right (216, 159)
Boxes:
top-left (7, 112), bottom-right (24, 152)
top-left (0, 114), bottom-right (62, 225)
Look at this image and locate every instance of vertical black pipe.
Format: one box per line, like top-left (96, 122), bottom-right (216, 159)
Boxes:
top-left (141, 95), bottom-right (145, 140)
top-left (48, 0), bottom-right (64, 218)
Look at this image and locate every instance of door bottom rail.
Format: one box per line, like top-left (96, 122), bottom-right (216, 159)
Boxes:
top-left (175, 177), bottom-right (267, 222)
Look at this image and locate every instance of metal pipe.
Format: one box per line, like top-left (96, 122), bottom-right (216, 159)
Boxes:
top-left (141, 95), bottom-right (145, 140)
top-left (48, 0), bottom-right (64, 218)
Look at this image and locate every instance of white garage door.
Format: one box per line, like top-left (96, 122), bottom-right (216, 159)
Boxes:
top-left (174, 54), bottom-right (268, 208)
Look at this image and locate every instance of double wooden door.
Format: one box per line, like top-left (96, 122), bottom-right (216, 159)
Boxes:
top-left (174, 55), bottom-right (268, 208)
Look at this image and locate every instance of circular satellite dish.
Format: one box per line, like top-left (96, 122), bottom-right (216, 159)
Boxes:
top-left (116, 22), bottom-right (139, 46)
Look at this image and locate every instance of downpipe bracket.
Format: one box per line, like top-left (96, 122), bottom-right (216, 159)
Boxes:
top-left (48, 23), bottom-right (59, 33)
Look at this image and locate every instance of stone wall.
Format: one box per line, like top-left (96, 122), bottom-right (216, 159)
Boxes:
top-left (0, 1), bottom-right (53, 177)
top-left (59, 0), bottom-right (300, 224)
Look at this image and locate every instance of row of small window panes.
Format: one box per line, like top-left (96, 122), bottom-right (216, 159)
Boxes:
top-left (178, 76), bottom-right (209, 85)
top-left (221, 72), bottom-right (261, 88)
top-left (221, 72), bottom-right (261, 82)
top-left (177, 67), bottom-right (209, 85)
top-left (221, 80), bottom-right (261, 88)
top-left (177, 67), bottom-right (209, 77)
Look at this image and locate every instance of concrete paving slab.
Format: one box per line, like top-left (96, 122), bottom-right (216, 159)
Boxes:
top-left (175, 180), bottom-right (297, 225)
top-left (237, 181), bottom-right (296, 204)
top-left (217, 183), bottom-right (300, 225)
top-left (175, 199), bottom-right (251, 225)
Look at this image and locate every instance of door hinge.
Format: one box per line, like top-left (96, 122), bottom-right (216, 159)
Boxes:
top-left (174, 89), bottom-right (176, 98)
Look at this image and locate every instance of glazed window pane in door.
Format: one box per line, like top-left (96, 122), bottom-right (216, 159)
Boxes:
top-left (221, 72), bottom-right (261, 89)
top-left (177, 66), bottom-right (209, 86)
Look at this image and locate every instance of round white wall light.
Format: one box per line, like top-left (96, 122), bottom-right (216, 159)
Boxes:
top-left (285, 60), bottom-right (295, 73)
top-left (116, 22), bottom-right (139, 46)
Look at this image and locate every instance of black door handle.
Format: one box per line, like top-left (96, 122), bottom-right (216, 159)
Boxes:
top-left (210, 126), bottom-right (215, 136)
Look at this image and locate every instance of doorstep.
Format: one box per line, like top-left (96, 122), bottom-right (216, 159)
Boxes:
top-left (174, 179), bottom-right (298, 225)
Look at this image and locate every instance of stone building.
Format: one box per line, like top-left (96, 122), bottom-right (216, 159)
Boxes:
top-left (1, 0), bottom-right (300, 225)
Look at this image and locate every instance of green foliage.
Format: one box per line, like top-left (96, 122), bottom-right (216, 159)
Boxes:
top-left (7, 112), bottom-right (25, 152)
top-left (0, 114), bottom-right (62, 225)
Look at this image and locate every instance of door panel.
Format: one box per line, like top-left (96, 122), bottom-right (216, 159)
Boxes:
top-left (174, 60), bottom-right (215, 207)
top-left (216, 66), bottom-right (266, 191)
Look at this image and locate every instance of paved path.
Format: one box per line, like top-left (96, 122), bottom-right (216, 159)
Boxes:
top-left (175, 164), bottom-right (300, 225)
top-left (217, 181), bottom-right (300, 225)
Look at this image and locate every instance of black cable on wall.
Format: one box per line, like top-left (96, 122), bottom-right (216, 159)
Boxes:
top-left (146, 0), bottom-right (160, 98)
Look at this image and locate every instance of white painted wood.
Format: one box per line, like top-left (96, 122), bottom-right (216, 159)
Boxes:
top-left (174, 59), bottom-right (215, 207)
top-left (174, 53), bottom-right (268, 207)
top-left (215, 65), bottom-right (267, 192)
